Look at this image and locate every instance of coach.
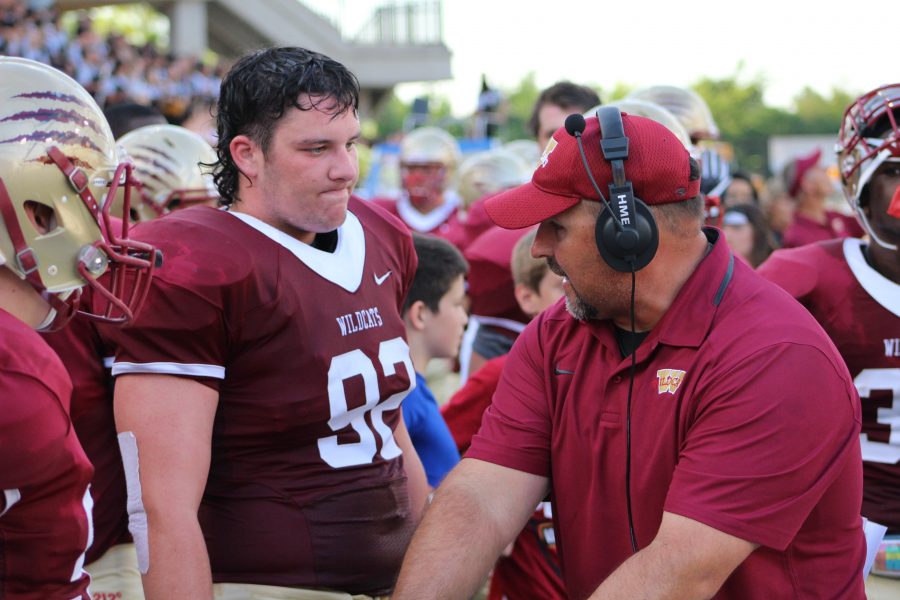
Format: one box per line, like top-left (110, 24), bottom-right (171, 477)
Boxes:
top-left (393, 111), bottom-right (866, 599)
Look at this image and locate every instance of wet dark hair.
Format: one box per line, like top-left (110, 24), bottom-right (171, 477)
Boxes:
top-left (212, 46), bottom-right (360, 205)
top-left (528, 81), bottom-right (601, 138)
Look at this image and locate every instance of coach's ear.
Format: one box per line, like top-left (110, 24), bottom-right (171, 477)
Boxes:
top-left (230, 134), bottom-right (261, 181)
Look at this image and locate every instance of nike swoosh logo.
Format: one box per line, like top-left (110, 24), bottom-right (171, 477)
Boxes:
top-left (554, 366), bottom-right (575, 375)
top-left (374, 270), bottom-right (392, 285)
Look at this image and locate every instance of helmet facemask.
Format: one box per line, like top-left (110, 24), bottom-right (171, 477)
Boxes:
top-left (0, 57), bottom-right (159, 329)
top-left (837, 84), bottom-right (900, 251)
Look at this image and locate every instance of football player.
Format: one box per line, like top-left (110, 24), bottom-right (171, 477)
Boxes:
top-left (372, 126), bottom-right (463, 239)
top-left (0, 56), bottom-right (156, 599)
top-left (41, 125), bottom-right (216, 598)
top-left (446, 147), bottom-right (532, 252)
top-left (118, 123), bottom-right (219, 221)
top-left (106, 46), bottom-right (427, 599)
top-left (758, 83), bottom-right (900, 598)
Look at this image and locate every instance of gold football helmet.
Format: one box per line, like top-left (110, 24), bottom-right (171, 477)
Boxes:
top-left (585, 99), bottom-right (694, 153)
top-left (627, 85), bottom-right (719, 142)
top-left (457, 148), bottom-right (532, 209)
top-left (118, 124), bottom-right (219, 221)
top-left (0, 57), bottom-right (157, 328)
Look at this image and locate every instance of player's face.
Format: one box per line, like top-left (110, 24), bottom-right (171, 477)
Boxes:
top-left (537, 104), bottom-right (569, 149)
top-left (400, 162), bottom-right (446, 212)
top-left (257, 96), bottom-right (360, 243)
top-left (865, 160), bottom-right (900, 248)
top-left (423, 274), bottom-right (468, 360)
top-left (532, 201), bottom-right (629, 322)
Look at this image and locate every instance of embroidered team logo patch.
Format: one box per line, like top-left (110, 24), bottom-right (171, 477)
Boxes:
top-left (539, 138), bottom-right (558, 168)
top-left (657, 369), bottom-right (686, 394)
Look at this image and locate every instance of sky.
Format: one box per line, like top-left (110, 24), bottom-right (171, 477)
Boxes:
top-left (312, 0), bottom-right (896, 118)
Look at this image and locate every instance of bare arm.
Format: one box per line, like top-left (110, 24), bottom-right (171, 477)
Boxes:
top-left (394, 412), bottom-right (429, 521)
top-left (588, 512), bottom-right (758, 600)
top-left (393, 458), bottom-right (548, 600)
top-left (115, 374), bottom-right (218, 600)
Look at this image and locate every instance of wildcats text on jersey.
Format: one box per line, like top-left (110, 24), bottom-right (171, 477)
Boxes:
top-left (886, 338), bottom-right (900, 358)
top-left (336, 306), bottom-right (384, 337)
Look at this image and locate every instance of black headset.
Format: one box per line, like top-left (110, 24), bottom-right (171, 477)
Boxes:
top-left (564, 107), bottom-right (658, 554)
top-left (564, 107), bottom-right (659, 273)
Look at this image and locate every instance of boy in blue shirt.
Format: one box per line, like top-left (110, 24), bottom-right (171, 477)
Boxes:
top-left (402, 234), bottom-right (469, 488)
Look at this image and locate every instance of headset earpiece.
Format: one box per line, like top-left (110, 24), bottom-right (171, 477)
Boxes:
top-left (593, 107), bottom-right (660, 273)
top-left (595, 197), bottom-right (658, 272)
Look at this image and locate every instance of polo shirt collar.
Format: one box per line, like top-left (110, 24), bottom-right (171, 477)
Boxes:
top-left (652, 227), bottom-right (734, 349)
top-left (586, 228), bottom-right (734, 356)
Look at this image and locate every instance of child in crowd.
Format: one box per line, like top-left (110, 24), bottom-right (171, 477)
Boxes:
top-left (401, 234), bottom-right (469, 488)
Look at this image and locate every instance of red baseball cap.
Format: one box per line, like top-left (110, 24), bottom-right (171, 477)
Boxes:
top-left (485, 113), bottom-right (700, 229)
top-left (787, 148), bottom-right (821, 198)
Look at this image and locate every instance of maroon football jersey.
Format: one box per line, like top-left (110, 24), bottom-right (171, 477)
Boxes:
top-left (468, 232), bottom-right (866, 599)
top-left (781, 210), bottom-right (864, 248)
top-left (42, 308), bottom-right (128, 565)
top-left (758, 237), bottom-right (900, 532)
top-left (371, 192), bottom-right (463, 241)
top-left (107, 199), bottom-right (418, 594)
top-left (442, 195), bottom-right (496, 253)
top-left (1, 309), bottom-right (93, 599)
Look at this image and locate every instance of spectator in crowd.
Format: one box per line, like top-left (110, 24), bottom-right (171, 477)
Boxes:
top-left (722, 170), bottom-right (760, 207)
top-left (721, 204), bottom-right (779, 267)
top-left (0, 0), bottom-right (222, 117)
top-left (400, 234), bottom-right (468, 489)
top-left (528, 81), bottom-right (601, 149)
top-left (761, 175), bottom-right (794, 245)
top-left (781, 148), bottom-right (864, 248)
top-left (394, 110), bottom-right (866, 600)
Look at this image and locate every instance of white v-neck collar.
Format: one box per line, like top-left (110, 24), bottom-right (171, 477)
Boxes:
top-left (843, 237), bottom-right (900, 317)
top-left (396, 190), bottom-right (460, 232)
top-left (227, 209), bottom-right (365, 293)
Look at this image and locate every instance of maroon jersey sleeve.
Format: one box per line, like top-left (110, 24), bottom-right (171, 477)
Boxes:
top-left (1, 316), bottom-right (93, 599)
top-left (664, 343), bottom-right (861, 551)
top-left (104, 211), bottom-right (237, 388)
top-left (467, 317), bottom-right (552, 476)
top-left (756, 246), bottom-right (820, 305)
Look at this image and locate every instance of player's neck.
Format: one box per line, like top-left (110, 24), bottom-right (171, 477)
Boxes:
top-left (865, 243), bottom-right (900, 285)
top-left (0, 267), bottom-right (52, 329)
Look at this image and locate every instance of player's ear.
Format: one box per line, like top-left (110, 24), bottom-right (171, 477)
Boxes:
top-left (230, 134), bottom-right (261, 180)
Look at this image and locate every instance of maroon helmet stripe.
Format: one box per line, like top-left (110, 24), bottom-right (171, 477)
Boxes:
top-left (14, 91), bottom-right (89, 107)
top-left (0, 130), bottom-right (102, 153)
top-left (1, 108), bottom-right (102, 133)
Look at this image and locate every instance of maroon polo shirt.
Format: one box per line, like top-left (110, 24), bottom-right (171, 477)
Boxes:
top-left (468, 229), bottom-right (866, 600)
